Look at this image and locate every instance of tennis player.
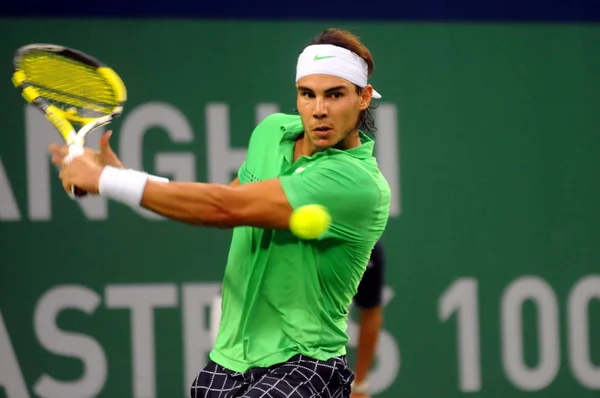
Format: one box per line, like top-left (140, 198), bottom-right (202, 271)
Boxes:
top-left (52, 28), bottom-right (391, 398)
top-left (351, 241), bottom-right (385, 398)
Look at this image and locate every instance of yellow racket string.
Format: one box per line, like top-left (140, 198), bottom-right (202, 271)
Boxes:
top-left (18, 51), bottom-right (120, 117)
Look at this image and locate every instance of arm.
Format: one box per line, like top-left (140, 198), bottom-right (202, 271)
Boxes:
top-left (140, 177), bottom-right (293, 229)
top-left (77, 155), bottom-right (380, 232)
top-left (352, 242), bottom-right (385, 396)
top-left (141, 176), bottom-right (240, 220)
top-left (353, 306), bottom-right (383, 395)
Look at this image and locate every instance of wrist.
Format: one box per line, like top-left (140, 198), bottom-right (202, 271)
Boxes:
top-left (98, 166), bottom-right (170, 207)
top-left (110, 159), bottom-right (126, 169)
top-left (98, 166), bottom-right (147, 207)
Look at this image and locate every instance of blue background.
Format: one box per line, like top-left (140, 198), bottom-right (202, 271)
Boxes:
top-left (2, 0), bottom-right (600, 21)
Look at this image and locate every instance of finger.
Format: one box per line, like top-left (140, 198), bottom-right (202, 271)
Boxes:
top-left (62, 179), bottom-right (71, 194)
top-left (51, 155), bottom-right (65, 166)
top-left (99, 130), bottom-right (113, 151)
top-left (60, 161), bottom-right (73, 174)
top-left (59, 168), bottom-right (73, 193)
top-left (48, 143), bottom-right (69, 156)
top-left (84, 147), bottom-right (101, 156)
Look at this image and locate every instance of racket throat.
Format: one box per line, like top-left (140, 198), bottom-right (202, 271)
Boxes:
top-left (65, 131), bottom-right (83, 146)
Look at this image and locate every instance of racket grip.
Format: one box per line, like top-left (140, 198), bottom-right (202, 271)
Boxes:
top-left (72, 186), bottom-right (88, 197)
top-left (66, 143), bottom-right (87, 199)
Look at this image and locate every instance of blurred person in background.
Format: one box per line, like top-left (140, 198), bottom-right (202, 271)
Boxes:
top-left (351, 241), bottom-right (385, 398)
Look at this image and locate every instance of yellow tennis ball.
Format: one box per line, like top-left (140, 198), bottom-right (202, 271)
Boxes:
top-left (289, 204), bottom-right (331, 240)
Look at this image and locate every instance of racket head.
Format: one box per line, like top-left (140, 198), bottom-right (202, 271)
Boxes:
top-left (11, 43), bottom-right (127, 144)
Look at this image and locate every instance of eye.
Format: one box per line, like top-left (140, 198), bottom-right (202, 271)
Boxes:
top-left (329, 92), bottom-right (343, 99)
top-left (301, 91), bottom-right (315, 99)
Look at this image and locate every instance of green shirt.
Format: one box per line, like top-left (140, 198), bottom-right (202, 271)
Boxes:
top-left (210, 113), bottom-right (391, 372)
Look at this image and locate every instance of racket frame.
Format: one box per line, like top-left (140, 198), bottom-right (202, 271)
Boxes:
top-left (11, 43), bottom-right (127, 197)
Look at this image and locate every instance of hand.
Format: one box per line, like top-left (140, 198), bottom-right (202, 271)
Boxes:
top-left (351, 392), bottom-right (370, 398)
top-left (49, 130), bottom-right (124, 169)
top-left (59, 152), bottom-right (104, 195)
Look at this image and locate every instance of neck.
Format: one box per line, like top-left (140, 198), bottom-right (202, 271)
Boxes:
top-left (295, 129), bottom-right (361, 160)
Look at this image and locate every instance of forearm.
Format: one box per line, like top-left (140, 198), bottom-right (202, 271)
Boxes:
top-left (354, 306), bottom-right (383, 383)
top-left (141, 180), bottom-right (235, 227)
top-left (98, 167), bottom-right (291, 229)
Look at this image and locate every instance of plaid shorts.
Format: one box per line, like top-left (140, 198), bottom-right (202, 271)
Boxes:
top-left (190, 354), bottom-right (354, 398)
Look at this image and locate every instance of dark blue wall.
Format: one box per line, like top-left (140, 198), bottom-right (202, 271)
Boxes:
top-left (2, 0), bottom-right (600, 21)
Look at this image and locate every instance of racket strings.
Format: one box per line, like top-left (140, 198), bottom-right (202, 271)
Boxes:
top-left (19, 52), bottom-right (120, 116)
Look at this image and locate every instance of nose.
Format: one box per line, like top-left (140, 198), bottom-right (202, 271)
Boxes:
top-left (312, 97), bottom-right (328, 119)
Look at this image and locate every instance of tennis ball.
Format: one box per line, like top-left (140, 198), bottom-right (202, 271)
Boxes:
top-left (289, 204), bottom-right (331, 240)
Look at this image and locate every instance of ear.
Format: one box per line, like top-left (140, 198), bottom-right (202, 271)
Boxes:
top-left (359, 85), bottom-right (373, 110)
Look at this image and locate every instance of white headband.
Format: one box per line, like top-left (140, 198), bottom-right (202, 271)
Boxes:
top-left (295, 44), bottom-right (382, 99)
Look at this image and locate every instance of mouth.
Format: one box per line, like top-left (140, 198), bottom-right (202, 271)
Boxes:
top-left (312, 126), bottom-right (333, 136)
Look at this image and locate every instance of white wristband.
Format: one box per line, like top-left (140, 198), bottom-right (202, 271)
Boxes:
top-left (99, 166), bottom-right (150, 207)
top-left (147, 174), bottom-right (169, 183)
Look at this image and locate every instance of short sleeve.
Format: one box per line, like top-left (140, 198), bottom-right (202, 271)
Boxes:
top-left (237, 161), bottom-right (247, 182)
top-left (279, 160), bottom-right (381, 242)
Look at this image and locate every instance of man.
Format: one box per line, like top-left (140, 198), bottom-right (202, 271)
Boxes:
top-left (52, 28), bottom-right (391, 398)
top-left (351, 241), bottom-right (385, 398)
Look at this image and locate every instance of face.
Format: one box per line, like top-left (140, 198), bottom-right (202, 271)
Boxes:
top-left (296, 74), bottom-right (372, 150)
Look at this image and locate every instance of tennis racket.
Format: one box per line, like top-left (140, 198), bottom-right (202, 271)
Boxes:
top-left (12, 43), bottom-right (127, 198)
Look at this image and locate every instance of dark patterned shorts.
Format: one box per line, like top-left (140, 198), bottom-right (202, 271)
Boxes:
top-left (190, 354), bottom-right (354, 398)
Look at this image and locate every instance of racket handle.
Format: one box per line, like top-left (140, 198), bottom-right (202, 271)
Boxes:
top-left (72, 186), bottom-right (88, 197)
top-left (66, 143), bottom-right (88, 199)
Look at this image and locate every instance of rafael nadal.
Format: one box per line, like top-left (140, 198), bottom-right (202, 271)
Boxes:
top-left (51, 28), bottom-right (391, 398)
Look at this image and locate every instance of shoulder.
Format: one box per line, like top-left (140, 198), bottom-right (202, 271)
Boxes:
top-left (310, 155), bottom-right (390, 205)
top-left (258, 112), bottom-right (301, 126)
top-left (250, 113), bottom-right (301, 142)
